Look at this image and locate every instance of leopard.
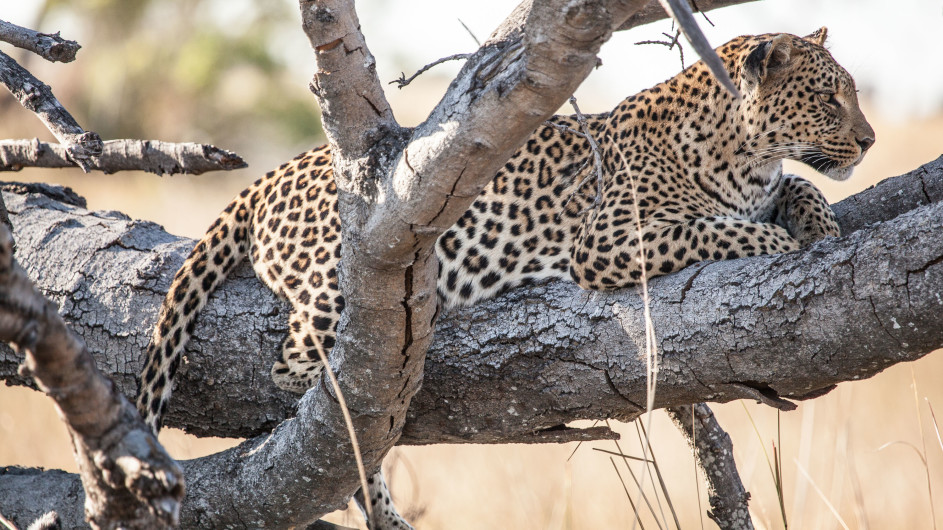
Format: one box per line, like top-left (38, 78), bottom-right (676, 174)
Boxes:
top-left (135, 27), bottom-right (873, 529)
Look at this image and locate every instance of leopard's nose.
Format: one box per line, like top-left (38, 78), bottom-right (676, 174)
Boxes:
top-left (856, 135), bottom-right (874, 153)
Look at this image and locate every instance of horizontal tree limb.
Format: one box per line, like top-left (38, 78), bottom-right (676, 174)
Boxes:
top-left (0, 138), bottom-right (247, 175)
top-left (0, 19), bottom-right (81, 63)
top-left (0, 156), bottom-right (937, 440)
top-left (0, 157), bottom-right (941, 526)
top-left (0, 51), bottom-right (101, 172)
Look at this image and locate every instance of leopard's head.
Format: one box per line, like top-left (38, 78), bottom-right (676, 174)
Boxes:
top-left (736, 28), bottom-right (874, 181)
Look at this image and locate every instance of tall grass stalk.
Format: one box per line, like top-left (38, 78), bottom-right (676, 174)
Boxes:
top-left (742, 401), bottom-right (788, 528)
top-left (793, 459), bottom-right (850, 530)
top-left (610, 138), bottom-right (661, 530)
top-left (912, 368), bottom-right (938, 530)
top-left (637, 420), bottom-right (682, 529)
top-left (611, 456), bottom-right (650, 530)
top-left (692, 404), bottom-right (706, 530)
top-left (310, 336), bottom-right (373, 523)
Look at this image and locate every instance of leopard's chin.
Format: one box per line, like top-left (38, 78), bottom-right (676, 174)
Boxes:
top-left (800, 152), bottom-right (854, 181)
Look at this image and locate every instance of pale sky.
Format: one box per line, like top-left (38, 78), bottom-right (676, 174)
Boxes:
top-left (6, 0), bottom-right (943, 120)
top-left (351, 0), bottom-right (943, 120)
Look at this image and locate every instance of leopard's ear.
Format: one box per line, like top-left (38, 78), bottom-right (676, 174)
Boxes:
top-left (804, 27), bottom-right (828, 46)
top-left (744, 35), bottom-right (793, 86)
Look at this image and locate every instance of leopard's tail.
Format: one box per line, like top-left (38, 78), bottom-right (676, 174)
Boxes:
top-left (135, 189), bottom-right (255, 434)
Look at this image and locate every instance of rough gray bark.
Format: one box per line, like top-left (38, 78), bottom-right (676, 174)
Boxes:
top-left (1, 156), bottom-right (942, 527)
top-left (0, 19), bottom-right (81, 63)
top-left (0, 138), bottom-right (247, 175)
top-left (0, 224), bottom-right (183, 529)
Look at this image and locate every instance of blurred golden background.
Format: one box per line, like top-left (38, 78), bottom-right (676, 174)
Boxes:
top-left (2, 0), bottom-right (942, 528)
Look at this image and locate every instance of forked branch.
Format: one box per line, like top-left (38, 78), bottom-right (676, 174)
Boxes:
top-left (0, 51), bottom-right (101, 172)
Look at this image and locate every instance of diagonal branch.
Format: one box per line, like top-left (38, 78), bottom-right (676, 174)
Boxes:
top-left (0, 138), bottom-right (247, 175)
top-left (0, 19), bottom-right (81, 63)
top-left (0, 225), bottom-right (183, 528)
top-left (666, 404), bottom-right (753, 529)
top-left (0, 50), bottom-right (101, 172)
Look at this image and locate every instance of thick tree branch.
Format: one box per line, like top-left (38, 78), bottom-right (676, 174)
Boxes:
top-left (0, 158), bottom-right (941, 528)
top-left (280, 2), bottom-right (654, 527)
top-left (0, 138), bottom-right (247, 175)
top-left (0, 51), bottom-right (101, 172)
top-left (0, 159), bottom-right (939, 442)
top-left (1, 159), bottom-right (941, 526)
top-left (0, 225), bottom-right (183, 528)
top-left (0, 19), bottom-right (81, 63)
top-left (666, 404), bottom-right (752, 529)
top-left (617, 0), bottom-right (762, 31)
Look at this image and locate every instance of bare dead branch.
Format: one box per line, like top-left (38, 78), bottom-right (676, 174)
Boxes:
top-left (0, 20), bottom-right (81, 63)
top-left (0, 51), bottom-right (101, 172)
top-left (636, 30), bottom-right (686, 70)
top-left (389, 53), bottom-right (473, 89)
top-left (0, 224), bottom-right (183, 528)
top-left (618, 0), bottom-right (760, 31)
top-left (666, 404), bottom-right (753, 529)
top-left (0, 138), bottom-right (247, 175)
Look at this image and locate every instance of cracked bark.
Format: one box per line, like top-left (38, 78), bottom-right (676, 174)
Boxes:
top-left (0, 156), bottom-right (941, 527)
top-left (0, 139), bottom-right (246, 175)
top-left (0, 223), bottom-right (183, 529)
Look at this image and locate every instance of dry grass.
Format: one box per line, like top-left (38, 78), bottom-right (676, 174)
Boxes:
top-left (2, 106), bottom-right (943, 528)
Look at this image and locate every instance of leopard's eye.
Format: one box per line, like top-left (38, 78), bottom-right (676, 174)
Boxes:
top-left (819, 92), bottom-right (840, 107)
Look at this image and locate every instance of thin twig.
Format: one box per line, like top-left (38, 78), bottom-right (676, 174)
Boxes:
top-left (457, 19), bottom-right (480, 47)
top-left (689, 0), bottom-right (717, 27)
top-left (0, 50), bottom-right (101, 172)
top-left (0, 138), bottom-right (246, 175)
top-left (389, 53), bottom-right (472, 89)
top-left (550, 96), bottom-right (607, 217)
top-left (0, 19), bottom-right (81, 63)
top-left (636, 30), bottom-right (685, 70)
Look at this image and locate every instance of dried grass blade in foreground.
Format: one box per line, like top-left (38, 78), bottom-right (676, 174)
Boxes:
top-left (0, 225), bottom-right (184, 529)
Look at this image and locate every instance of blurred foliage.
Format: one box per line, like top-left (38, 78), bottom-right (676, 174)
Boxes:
top-left (31, 0), bottom-right (323, 152)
